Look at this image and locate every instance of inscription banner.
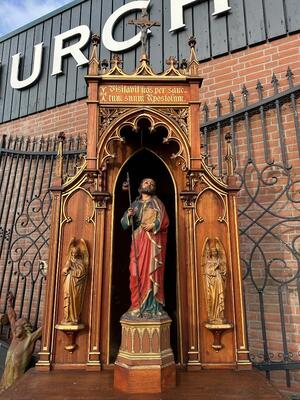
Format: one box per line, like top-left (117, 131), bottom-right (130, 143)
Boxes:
top-left (99, 84), bottom-right (190, 105)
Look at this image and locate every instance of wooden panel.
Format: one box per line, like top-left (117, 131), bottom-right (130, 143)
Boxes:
top-left (90, 0), bottom-right (102, 36)
top-left (284, 0), bottom-right (300, 33)
top-left (264, 0), bottom-right (286, 39)
top-left (3, 36), bottom-right (18, 122)
top-left (0, 40), bottom-right (11, 122)
top-left (54, 189), bottom-right (94, 365)
top-left (46, 14), bottom-right (61, 109)
top-left (227, 0), bottom-right (247, 51)
top-left (178, 7), bottom-right (193, 63)
top-left (112, 0), bottom-right (125, 71)
top-left (10, 32), bottom-right (26, 120)
top-left (28, 24), bottom-right (44, 115)
top-left (100, 0), bottom-right (112, 66)
top-left (122, 1), bottom-right (141, 74)
top-left (113, 0), bottom-right (124, 43)
top-left (244, 0), bottom-right (266, 45)
top-left (149, 0), bottom-right (163, 73)
top-left (76, 0), bottom-right (91, 99)
top-left (163, 0), bottom-right (178, 65)
top-left (4, 369), bottom-right (285, 399)
top-left (195, 189), bottom-right (235, 364)
top-left (66, 5), bottom-right (81, 103)
top-left (19, 28), bottom-right (35, 117)
top-left (123, 11), bottom-right (137, 74)
top-left (0, 42), bottom-right (3, 122)
top-left (56, 10), bottom-right (71, 106)
top-left (36, 19), bottom-right (52, 112)
top-left (194, 1), bottom-right (211, 61)
top-left (209, 0), bottom-right (228, 57)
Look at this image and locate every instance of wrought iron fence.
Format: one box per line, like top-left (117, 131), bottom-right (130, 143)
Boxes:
top-left (201, 68), bottom-right (300, 387)
top-left (0, 134), bottom-right (86, 337)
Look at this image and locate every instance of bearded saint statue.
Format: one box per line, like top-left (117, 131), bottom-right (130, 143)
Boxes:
top-left (121, 178), bottom-right (169, 317)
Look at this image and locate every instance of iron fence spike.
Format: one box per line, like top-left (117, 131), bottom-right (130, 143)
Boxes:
top-left (271, 72), bottom-right (279, 93)
top-left (286, 66), bottom-right (294, 88)
top-left (256, 80), bottom-right (263, 100)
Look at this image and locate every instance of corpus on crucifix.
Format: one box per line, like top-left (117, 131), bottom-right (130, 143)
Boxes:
top-left (128, 9), bottom-right (160, 57)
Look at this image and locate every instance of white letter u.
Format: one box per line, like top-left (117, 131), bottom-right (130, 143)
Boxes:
top-left (10, 42), bottom-right (43, 90)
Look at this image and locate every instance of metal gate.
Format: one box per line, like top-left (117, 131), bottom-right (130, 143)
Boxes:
top-left (201, 68), bottom-right (300, 388)
top-left (0, 134), bottom-right (85, 335)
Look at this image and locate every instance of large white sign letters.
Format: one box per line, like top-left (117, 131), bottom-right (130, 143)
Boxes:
top-left (52, 25), bottom-right (90, 75)
top-left (6, 0), bottom-right (231, 90)
top-left (11, 42), bottom-right (44, 89)
top-left (102, 0), bottom-right (151, 52)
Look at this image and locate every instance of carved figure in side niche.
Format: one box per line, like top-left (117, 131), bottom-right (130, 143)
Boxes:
top-left (62, 238), bottom-right (89, 325)
top-left (203, 238), bottom-right (227, 324)
top-left (121, 178), bottom-right (169, 318)
top-left (0, 293), bottom-right (42, 392)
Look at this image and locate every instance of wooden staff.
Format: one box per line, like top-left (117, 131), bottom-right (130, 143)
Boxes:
top-left (122, 173), bottom-right (143, 317)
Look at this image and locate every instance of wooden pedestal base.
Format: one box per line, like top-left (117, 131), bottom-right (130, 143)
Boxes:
top-left (205, 322), bottom-right (233, 352)
top-left (114, 363), bottom-right (176, 393)
top-left (55, 323), bottom-right (85, 353)
top-left (114, 314), bottom-right (176, 393)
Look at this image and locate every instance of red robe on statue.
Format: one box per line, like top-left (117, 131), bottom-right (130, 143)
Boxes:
top-left (121, 196), bottom-right (169, 313)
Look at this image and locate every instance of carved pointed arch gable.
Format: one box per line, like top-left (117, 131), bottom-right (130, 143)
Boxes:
top-left (112, 147), bottom-right (178, 196)
top-left (97, 107), bottom-right (191, 174)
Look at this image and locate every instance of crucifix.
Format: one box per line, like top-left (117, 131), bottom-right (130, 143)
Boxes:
top-left (128, 9), bottom-right (160, 57)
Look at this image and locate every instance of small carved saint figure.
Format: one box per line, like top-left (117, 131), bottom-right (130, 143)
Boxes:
top-left (62, 238), bottom-right (89, 325)
top-left (203, 238), bottom-right (227, 324)
top-left (0, 293), bottom-right (42, 392)
top-left (121, 178), bottom-right (169, 318)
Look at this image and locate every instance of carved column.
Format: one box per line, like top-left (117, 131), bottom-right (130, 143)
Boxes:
top-left (228, 186), bottom-right (251, 369)
top-left (180, 190), bottom-right (201, 369)
top-left (86, 35), bottom-right (100, 171)
top-left (86, 179), bottom-right (111, 369)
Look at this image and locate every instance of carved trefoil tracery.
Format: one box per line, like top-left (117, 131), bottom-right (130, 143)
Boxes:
top-left (99, 107), bottom-right (127, 136)
top-left (158, 107), bottom-right (189, 137)
top-left (97, 110), bottom-right (191, 174)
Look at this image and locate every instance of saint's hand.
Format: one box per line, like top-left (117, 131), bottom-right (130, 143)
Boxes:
top-left (142, 223), bottom-right (154, 232)
top-left (127, 208), bottom-right (135, 217)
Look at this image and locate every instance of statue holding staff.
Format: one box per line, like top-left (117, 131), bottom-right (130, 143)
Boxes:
top-left (121, 177), bottom-right (169, 317)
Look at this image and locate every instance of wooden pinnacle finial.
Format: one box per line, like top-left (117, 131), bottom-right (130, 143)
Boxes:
top-left (225, 132), bottom-right (234, 178)
top-left (56, 132), bottom-right (65, 181)
top-left (188, 35), bottom-right (197, 62)
top-left (166, 56), bottom-right (178, 68)
top-left (89, 34), bottom-right (100, 75)
top-left (111, 54), bottom-right (123, 68)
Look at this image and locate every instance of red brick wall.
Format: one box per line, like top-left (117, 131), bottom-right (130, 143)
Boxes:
top-left (0, 100), bottom-right (88, 138)
top-left (1, 33), bottom-right (300, 396)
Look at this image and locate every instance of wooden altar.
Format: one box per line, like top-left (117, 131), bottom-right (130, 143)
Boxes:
top-left (36, 32), bottom-right (251, 390)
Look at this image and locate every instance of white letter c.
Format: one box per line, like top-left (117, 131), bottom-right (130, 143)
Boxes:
top-left (102, 0), bottom-right (151, 52)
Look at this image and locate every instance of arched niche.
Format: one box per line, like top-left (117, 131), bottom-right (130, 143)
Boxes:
top-left (109, 148), bottom-right (178, 363)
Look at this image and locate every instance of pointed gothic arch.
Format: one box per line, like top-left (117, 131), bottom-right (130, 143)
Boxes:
top-left (109, 148), bottom-right (178, 363)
